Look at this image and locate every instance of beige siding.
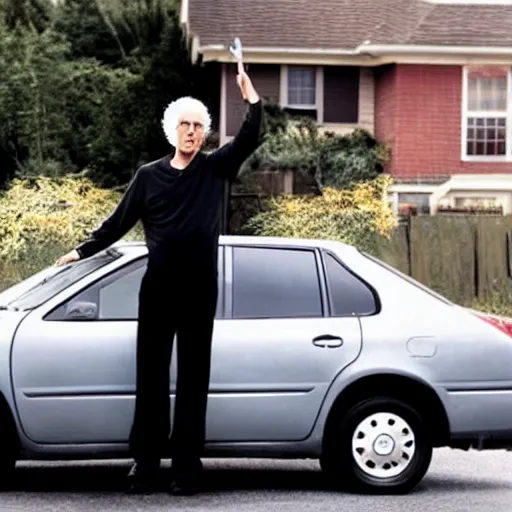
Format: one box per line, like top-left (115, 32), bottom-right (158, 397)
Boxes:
top-left (358, 67), bottom-right (375, 134)
top-left (223, 64), bottom-right (375, 141)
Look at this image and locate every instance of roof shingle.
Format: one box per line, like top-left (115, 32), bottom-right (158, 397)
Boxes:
top-left (188, 0), bottom-right (512, 50)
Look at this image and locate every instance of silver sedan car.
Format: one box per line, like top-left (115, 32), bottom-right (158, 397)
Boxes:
top-left (1, 235), bottom-right (512, 494)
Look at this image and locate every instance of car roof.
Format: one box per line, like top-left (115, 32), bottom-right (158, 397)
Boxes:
top-left (112, 236), bottom-right (359, 258)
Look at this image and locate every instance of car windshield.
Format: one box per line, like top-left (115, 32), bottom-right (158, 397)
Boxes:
top-left (2, 250), bottom-right (121, 311)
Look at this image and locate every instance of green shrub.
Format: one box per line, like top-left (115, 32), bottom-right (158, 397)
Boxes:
top-left (243, 175), bottom-right (397, 252)
top-left (241, 112), bottom-right (389, 190)
top-left (0, 175), bottom-right (143, 289)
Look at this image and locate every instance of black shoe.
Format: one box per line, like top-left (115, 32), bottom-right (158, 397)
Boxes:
top-left (126, 462), bottom-right (159, 494)
top-left (169, 474), bottom-right (201, 496)
top-left (169, 459), bottom-right (203, 496)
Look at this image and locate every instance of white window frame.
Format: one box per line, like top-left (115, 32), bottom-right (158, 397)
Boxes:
top-left (280, 65), bottom-right (324, 123)
top-left (388, 184), bottom-right (438, 216)
top-left (286, 66), bottom-right (316, 109)
top-left (461, 66), bottom-right (512, 163)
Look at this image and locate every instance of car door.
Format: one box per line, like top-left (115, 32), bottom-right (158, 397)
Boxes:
top-left (205, 244), bottom-right (374, 442)
top-left (11, 250), bottom-right (225, 445)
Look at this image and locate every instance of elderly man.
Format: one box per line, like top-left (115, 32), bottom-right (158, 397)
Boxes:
top-left (56, 69), bottom-right (263, 495)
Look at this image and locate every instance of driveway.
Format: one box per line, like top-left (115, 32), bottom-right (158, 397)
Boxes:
top-left (2, 449), bottom-right (512, 512)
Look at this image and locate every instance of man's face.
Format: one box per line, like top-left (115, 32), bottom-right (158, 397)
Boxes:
top-left (176, 111), bottom-right (205, 155)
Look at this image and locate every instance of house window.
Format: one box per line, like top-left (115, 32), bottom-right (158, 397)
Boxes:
top-left (288, 66), bottom-right (316, 108)
top-left (398, 193), bottom-right (431, 214)
top-left (454, 197), bottom-right (500, 208)
top-left (280, 65), bottom-right (322, 121)
top-left (463, 66), bottom-right (511, 161)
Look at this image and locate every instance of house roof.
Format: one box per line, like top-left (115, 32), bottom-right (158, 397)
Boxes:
top-left (187, 0), bottom-right (512, 53)
top-left (405, 4), bottom-right (512, 47)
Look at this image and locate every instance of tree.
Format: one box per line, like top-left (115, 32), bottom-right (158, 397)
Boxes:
top-left (0, 20), bottom-right (73, 180)
top-left (53, 0), bottom-right (179, 65)
top-left (0, 0), bottom-right (206, 188)
top-left (0, 17), bottom-right (142, 184)
top-left (0, 0), bottom-right (53, 32)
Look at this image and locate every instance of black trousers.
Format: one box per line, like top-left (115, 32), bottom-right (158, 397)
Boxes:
top-left (128, 253), bottom-right (217, 471)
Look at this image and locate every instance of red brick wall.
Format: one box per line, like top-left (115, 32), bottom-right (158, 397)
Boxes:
top-left (374, 63), bottom-right (512, 178)
top-left (375, 65), bottom-right (398, 173)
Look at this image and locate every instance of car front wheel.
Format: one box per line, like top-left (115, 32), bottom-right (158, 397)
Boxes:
top-left (321, 397), bottom-right (433, 494)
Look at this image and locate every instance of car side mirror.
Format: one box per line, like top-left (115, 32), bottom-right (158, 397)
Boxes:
top-left (64, 301), bottom-right (98, 321)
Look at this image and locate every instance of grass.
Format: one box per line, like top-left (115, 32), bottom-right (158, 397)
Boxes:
top-left (464, 291), bottom-right (512, 318)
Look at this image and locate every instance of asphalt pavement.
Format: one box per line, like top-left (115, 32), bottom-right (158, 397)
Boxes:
top-left (1, 448), bottom-right (511, 512)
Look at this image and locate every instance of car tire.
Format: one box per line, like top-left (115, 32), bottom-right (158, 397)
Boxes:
top-left (321, 396), bottom-right (433, 494)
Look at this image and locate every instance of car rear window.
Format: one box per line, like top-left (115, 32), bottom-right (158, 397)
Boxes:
top-left (323, 252), bottom-right (378, 316)
top-left (232, 246), bottom-right (323, 318)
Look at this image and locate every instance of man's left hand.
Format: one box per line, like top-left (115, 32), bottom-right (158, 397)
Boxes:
top-left (237, 70), bottom-right (260, 104)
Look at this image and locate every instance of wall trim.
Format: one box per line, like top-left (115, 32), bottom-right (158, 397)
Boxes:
top-left (220, 63), bottom-right (227, 145)
top-left (199, 44), bottom-right (512, 66)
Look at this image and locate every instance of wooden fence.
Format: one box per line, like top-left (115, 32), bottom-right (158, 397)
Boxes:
top-left (230, 170), bottom-right (512, 304)
top-left (375, 215), bottom-right (512, 304)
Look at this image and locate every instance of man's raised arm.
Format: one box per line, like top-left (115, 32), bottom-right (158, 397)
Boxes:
top-left (210, 70), bottom-right (264, 181)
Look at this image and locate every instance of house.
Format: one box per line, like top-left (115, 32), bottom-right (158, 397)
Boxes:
top-left (180, 0), bottom-right (512, 214)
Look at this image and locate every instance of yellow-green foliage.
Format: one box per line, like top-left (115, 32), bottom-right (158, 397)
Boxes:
top-left (0, 176), bottom-right (143, 289)
top-left (244, 175), bottom-right (397, 251)
top-left (0, 175), bottom-right (144, 259)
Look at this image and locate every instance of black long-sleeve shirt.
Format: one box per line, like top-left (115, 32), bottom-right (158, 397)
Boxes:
top-left (75, 100), bottom-right (263, 272)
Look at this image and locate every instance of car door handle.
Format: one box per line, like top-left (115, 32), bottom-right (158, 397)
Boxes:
top-left (312, 334), bottom-right (344, 348)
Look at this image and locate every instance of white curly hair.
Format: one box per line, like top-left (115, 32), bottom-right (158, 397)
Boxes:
top-left (161, 96), bottom-right (212, 147)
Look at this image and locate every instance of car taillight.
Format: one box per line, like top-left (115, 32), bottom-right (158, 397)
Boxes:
top-left (474, 312), bottom-right (512, 338)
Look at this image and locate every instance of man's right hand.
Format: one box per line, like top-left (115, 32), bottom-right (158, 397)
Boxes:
top-left (237, 70), bottom-right (260, 104)
top-left (56, 249), bottom-right (80, 267)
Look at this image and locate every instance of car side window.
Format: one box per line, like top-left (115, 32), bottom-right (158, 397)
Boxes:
top-left (98, 264), bottom-right (146, 319)
top-left (323, 252), bottom-right (377, 316)
top-left (45, 259), bottom-right (147, 321)
top-left (46, 248), bottom-right (225, 321)
top-left (232, 246), bottom-right (323, 319)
